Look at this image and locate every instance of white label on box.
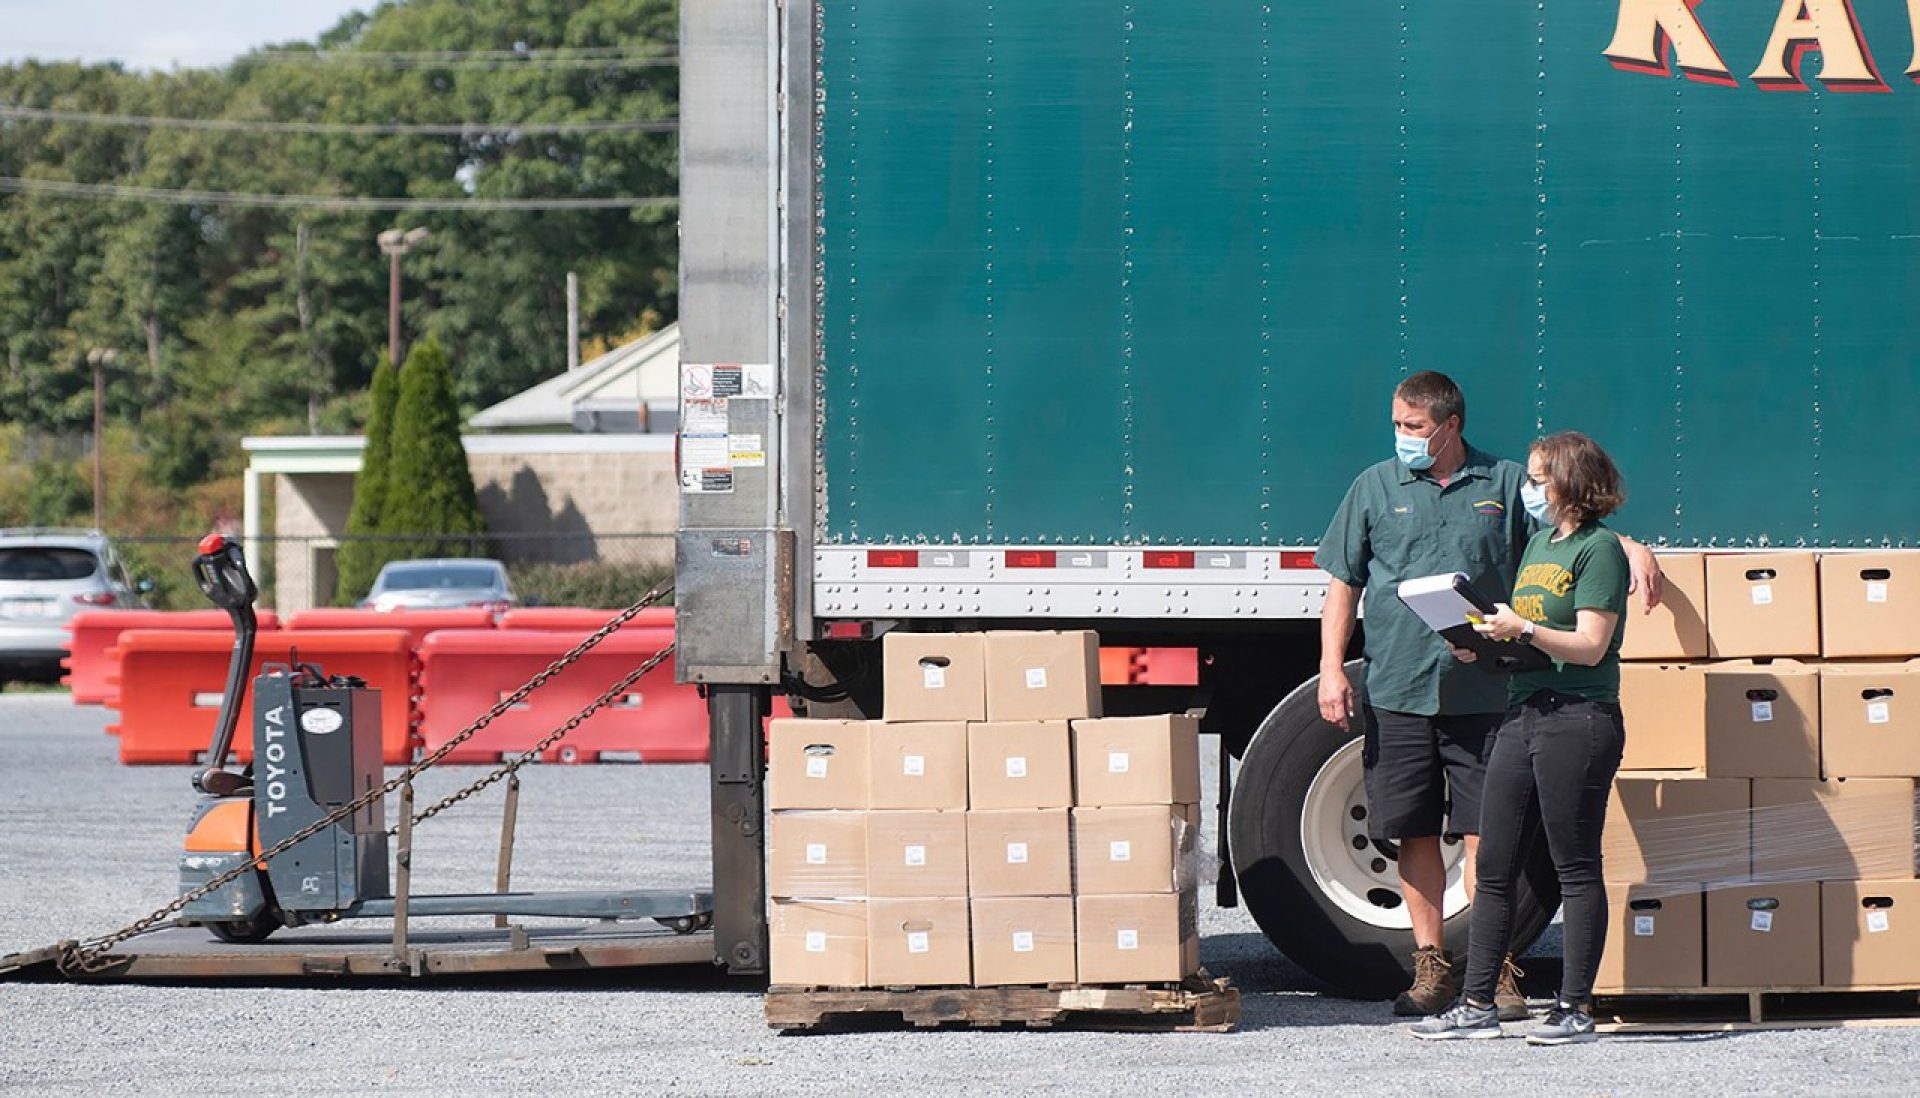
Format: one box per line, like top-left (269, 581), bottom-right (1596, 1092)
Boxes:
top-left (907, 931), bottom-right (930, 954)
top-left (1006, 842), bottom-right (1029, 865)
top-left (904, 844), bottom-right (927, 867)
top-left (1110, 840), bottom-right (1132, 863)
top-left (1108, 751), bottom-right (1131, 774)
top-left (805, 931), bottom-right (828, 953)
top-left (1012, 931), bottom-right (1035, 953)
top-left (1868, 582), bottom-right (1890, 604)
top-left (903, 754), bottom-right (926, 777)
top-left (1025, 667), bottom-right (1048, 689)
top-left (1633, 915), bottom-right (1656, 937)
top-left (1868, 910), bottom-right (1891, 934)
top-left (806, 843), bottom-right (828, 865)
top-left (1869, 701), bottom-right (1892, 725)
top-left (1116, 929), bottom-right (1139, 951)
top-left (1751, 701), bottom-right (1774, 723)
top-left (1751, 583), bottom-right (1774, 606)
top-left (923, 665), bottom-right (946, 689)
top-left (806, 756), bottom-right (829, 779)
top-left (1005, 756), bottom-right (1028, 779)
top-left (1752, 910), bottom-right (1774, 933)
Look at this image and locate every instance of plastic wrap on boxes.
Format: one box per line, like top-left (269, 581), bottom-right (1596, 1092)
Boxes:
top-left (1604, 782), bottom-right (1917, 893)
top-left (1071, 804), bottom-right (1214, 895)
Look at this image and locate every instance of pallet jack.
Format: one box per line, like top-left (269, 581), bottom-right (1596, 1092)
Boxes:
top-left (175, 535), bottom-right (713, 944)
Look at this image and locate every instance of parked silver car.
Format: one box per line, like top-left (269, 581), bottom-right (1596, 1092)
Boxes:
top-left (361, 558), bottom-right (516, 613)
top-left (0, 528), bottom-right (148, 683)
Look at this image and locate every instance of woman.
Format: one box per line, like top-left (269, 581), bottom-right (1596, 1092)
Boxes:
top-left (1410, 431), bottom-right (1629, 1046)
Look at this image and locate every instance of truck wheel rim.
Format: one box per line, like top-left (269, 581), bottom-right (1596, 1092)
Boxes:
top-left (1298, 736), bottom-right (1470, 931)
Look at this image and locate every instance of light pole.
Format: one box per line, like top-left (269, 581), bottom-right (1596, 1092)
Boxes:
top-left (376, 227), bottom-right (431, 368)
top-left (86, 348), bottom-right (118, 530)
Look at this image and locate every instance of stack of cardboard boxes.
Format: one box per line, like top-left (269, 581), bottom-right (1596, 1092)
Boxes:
top-left (1599, 551), bottom-right (1920, 994)
top-left (767, 630), bottom-right (1202, 989)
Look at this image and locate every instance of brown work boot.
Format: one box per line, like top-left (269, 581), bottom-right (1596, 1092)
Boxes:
top-left (1393, 946), bottom-right (1460, 1016)
top-left (1495, 955), bottom-right (1530, 1022)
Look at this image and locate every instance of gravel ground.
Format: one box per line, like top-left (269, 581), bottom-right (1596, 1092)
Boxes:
top-left (3, 693), bottom-right (1916, 1095)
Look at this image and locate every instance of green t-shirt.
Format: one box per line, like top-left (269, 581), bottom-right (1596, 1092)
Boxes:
top-left (1506, 522), bottom-right (1629, 704)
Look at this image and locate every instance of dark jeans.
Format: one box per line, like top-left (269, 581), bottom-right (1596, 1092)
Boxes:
top-left (1463, 690), bottom-right (1625, 1009)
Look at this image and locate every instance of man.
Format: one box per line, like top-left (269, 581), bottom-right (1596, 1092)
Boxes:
top-left (1314, 371), bottom-right (1662, 1018)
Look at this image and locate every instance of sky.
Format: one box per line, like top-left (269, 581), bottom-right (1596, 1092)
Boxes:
top-left (0, 1), bottom-right (371, 70)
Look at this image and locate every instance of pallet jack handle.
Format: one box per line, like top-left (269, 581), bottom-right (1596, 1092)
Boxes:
top-left (190, 534), bottom-right (258, 796)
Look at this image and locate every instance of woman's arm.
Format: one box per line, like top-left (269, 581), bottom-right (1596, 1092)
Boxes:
top-left (1476, 605), bottom-right (1621, 667)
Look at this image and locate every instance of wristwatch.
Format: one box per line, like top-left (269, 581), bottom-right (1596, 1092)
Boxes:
top-left (1521, 620), bottom-right (1537, 643)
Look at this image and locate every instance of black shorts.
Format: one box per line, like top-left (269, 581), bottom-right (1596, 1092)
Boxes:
top-left (1359, 706), bottom-right (1500, 841)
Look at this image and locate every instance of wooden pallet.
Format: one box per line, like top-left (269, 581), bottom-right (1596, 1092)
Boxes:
top-left (1595, 986), bottom-right (1920, 1032)
top-left (765, 973), bottom-right (1239, 1033)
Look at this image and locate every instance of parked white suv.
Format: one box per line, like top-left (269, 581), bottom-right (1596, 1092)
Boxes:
top-left (0, 528), bottom-right (148, 685)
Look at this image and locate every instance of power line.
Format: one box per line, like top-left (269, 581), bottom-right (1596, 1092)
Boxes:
top-left (0, 176), bottom-right (676, 212)
top-left (0, 104), bottom-right (678, 136)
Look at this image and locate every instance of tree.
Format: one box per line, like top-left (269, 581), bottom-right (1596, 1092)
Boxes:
top-left (334, 353), bottom-right (398, 603)
top-left (377, 336), bottom-right (484, 560)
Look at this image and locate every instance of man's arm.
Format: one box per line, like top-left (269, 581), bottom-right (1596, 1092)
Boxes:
top-left (1318, 578), bottom-right (1361, 731)
top-left (1613, 534), bottom-right (1664, 614)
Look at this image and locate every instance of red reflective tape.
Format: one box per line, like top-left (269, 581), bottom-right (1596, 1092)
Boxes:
top-left (824, 621), bottom-right (871, 639)
top-left (1142, 550), bottom-right (1196, 570)
top-left (1280, 550), bottom-right (1319, 570)
top-left (1004, 550), bottom-right (1058, 568)
top-left (866, 549), bottom-right (920, 568)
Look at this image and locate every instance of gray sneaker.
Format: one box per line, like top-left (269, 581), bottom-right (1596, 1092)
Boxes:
top-left (1525, 1004), bottom-right (1598, 1046)
top-left (1409, 999), bottom-right (1503, 1041)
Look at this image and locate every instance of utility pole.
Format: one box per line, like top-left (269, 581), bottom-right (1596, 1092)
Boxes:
top-left (566, 271), bottom-right (581, 372)
top-left (376, 228), bottom-right (431, 367)
top-left (86, 348), bottom-right (118, 530)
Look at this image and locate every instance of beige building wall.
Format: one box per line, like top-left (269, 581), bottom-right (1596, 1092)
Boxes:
top-left (265, 445), bottom-right (676, 613)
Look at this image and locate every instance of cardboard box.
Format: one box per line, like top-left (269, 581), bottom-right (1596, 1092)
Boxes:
top-left (1071, 715), bottom-right (1202, 806)
top-left (966, 808), bottom-right (1071, 897)
top-left (1618, 663), bottom-right (1708, 772)
top-left (967, 721), bottom-right (1073, 810)
top-left (1594, 886), bottom-right (1704, 994)
top-left (1076, 890), bottom-right (1200, 985)
top-left (768, 718), bottom-right (872, 810)
top-left (1704, 660), bottom-right (1820, 779)
top-left (883, 632), bottom-right (987, 722)
top-left (1820, 552), bottom-right (1920, 659)
top-left (1706, 552), bottom-right (1820, 659)
top-left (865, 810), bottom-right (969, 898)
top-left (1821, 879), bottom-right (1920, 988)
top-left (1072, 804), bottom-right (1201, 895)
top-left (1603, 775), bottom-right (1750, 884)
top-left (1706, 882), bottom-right (1821, 989)
top-left (767, 811), bottom-right (868, 900)
top-left (868, 721), bottom-right (969, 810)
top-left (1620, 552), bottom-right (1709, 661)
top-left (867, 897), bottom-right (971, 987)
top-left (769, 899), bottom-right (867, 987)
top-left (984, 630), bottom-right (1102, 722)
top-left (1819, 663), bottom-right (1920, 779)
top-left (971, 896), bottom-right (1077, 987)
top-left (1751, 778), bottom-right (1917, 882)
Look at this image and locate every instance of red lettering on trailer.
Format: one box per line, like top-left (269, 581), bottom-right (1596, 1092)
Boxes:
top-left (1607, 0), bottom-right (1906, 91)
top-left (1004, 550), bottom-right (1058, 568)
top-left (866, 549), bottom-right (919, 568)
top-left (1279, 550), bottom-right (1320, 570)
top-left (1142, 551), bottom-right (1196, 570)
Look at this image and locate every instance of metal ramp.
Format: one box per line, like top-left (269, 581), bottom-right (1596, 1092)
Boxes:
top-left (1, 919), bottom-right (717, 983)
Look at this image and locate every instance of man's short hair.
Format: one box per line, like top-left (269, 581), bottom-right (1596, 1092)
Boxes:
top-left (1394, 371), bottom-right (1466, 429)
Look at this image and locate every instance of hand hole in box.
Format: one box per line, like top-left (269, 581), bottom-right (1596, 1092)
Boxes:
top-left (1863, 688), bottom-right (1895, 701)
top-left (1864, 897), bottom-right (1896, 909)
top-left (1745, 569), bottom-right (1778, 581)
top-left (1746, 897), bottom-right (1781, 911)
top-left (1745, 689), bottom-right (1780, 702)
top-left (1861, 568), bottom-right (1893, 581)
top-left (1628, 899), bottom-right (1664, 912)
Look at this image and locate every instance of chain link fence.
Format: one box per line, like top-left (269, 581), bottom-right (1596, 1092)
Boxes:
top-left (116, 531), bottom-right (674, 612)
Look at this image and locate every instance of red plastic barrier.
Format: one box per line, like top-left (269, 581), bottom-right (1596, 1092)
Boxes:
top-left (417, 628), bottom-right (707, 765)
top-left (498, 607), bottom-right (677, 632)
top-left (64, 609), bottom-right (281, 707)
top-left (107, 630), bottom-right (417, 766)
top-left (286, 607), bottom-right (497, 648)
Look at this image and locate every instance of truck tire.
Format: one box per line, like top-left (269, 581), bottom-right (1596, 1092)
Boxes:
top-left (1228, 661), bottom-right (1558, 1000)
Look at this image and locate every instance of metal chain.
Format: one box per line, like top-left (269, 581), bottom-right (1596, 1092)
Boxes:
top-left (57, 583), bottom-right (674, 975)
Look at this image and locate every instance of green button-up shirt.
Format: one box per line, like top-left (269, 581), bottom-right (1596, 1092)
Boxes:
top-left (1315, 444), bottom-right (1536, 717)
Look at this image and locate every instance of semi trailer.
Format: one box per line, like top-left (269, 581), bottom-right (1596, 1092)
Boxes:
top-left (677, 0), bottom-right (1920, 999)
